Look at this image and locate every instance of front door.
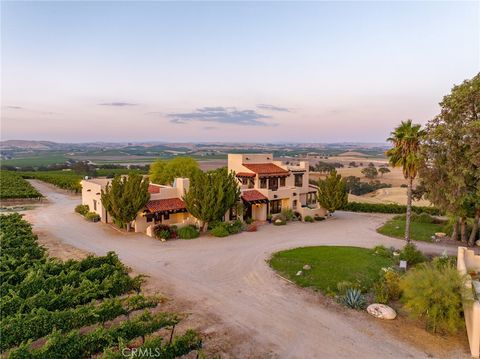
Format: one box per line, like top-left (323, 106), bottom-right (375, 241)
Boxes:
top-left (245, 203), bottom-right (252, 220)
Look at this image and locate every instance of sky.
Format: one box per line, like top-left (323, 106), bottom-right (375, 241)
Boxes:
top-left (1, 1), bottom-right (479, 143)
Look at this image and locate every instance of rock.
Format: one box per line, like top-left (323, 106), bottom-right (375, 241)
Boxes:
top-left (303, 264), bottom-right (311, 270)
top-left (435, 232), bottom-right (446, 238)
top-left (393, 252), bottom-right (400, 256)
top-left (476, 240), bottom-right (480, 247)
top-left (296, 270), bottom-right (303, 276)
top-left (367, 304), bottom-right (397, 320)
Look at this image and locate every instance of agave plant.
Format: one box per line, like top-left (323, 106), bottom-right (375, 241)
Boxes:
top-left (341, 288), bottom-right (366, 310)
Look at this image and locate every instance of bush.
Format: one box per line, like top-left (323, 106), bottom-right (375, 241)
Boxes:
top-left (228, 219), bottom-right (243, 235)
top-left (432, 253), bottom-right (457, 270)
top-left (273, 217), bottom-right (287, 226)
top-left (314, 215), bottom-right (325, 221)
top-left (400, 263), bottom-right (466, 334)
top-left (177, 225), bottom-right (199, 240)
top-left (75, 204), bottom-right (89, 216)
top-left (373, 268), bottom-right (402, 304)
top-left (399, 243), bottom-right (427, 266)
top-left (245, 217), bottom-right (253, 225)
top-left (281, 208), bottom-right (295, 222)
top-left (304, 215), bottom-right (314, 223)
top-left (341, 202), bottom-right (442, 215)
top-left (210, 224), bottom-right (230, 237)
top-left (392, 212), bottom-right (444, 224)
top-left (84, 212), bottom-right (100, 222)
top-left (400, 184), bottom-right (408, 188)
top-left (372, 245), bottom-right (394, 259)
top-left (153, 224), bottom-right (176, 240)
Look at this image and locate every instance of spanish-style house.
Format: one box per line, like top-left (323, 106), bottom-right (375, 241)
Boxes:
top-left (80, 177), bottom-right (196, 236)
top-left (80, 153), bottom-right (326, 236)
top-left (228, 153), bottom-right (326, 221)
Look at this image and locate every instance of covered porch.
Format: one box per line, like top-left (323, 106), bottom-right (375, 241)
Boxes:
top-left (241, 190), bottom-right (269, 222)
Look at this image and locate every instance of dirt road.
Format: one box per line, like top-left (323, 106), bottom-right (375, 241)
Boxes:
top-left (24, 180), bottom-right (465, 359)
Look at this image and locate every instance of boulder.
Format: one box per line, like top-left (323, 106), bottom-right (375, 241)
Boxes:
top-left (435, 232), bottom-right (447, 238)
top-left (296, 270), bottom-right (303, 276)
top-left (303, 264), bottom-right (311, 270)
top-left (367, 304), bottom-right (397, 320)
top-left (476, 240), bottom-right (480, 247)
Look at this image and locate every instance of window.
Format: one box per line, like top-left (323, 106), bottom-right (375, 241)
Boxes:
top-left (163, 213), bottom-right (170, 220)
top-left (93, 199), bottom-right (97, 211)
top-left (260, 178), bottom-right (267, 188)
top-left (269, 178), bottom-right (278, 191)
top-left (270, 200), bottom-right (282, 214)
top-left (146, 215), bottom-right (153, 223)
top-left (248, 178), bottom-right (254, 189)
top-left (292, 200), bottom-right (297, 209)
top-left (280, 177), bottom-right (286, 187)
top-left (307, 193), bottom-right (317, 205)
top-left (294, 174), bottom-right (303, 187)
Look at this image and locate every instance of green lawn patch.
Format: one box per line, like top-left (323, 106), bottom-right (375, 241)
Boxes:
top-left (377, 218), bottom-right (444, 242)
top-left (269, 246), bottom-right (393, 294)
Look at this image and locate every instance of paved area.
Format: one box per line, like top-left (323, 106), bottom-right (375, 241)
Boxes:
top-left (24, 180), bottom-right (462, 358)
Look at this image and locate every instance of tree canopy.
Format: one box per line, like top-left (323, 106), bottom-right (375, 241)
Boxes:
top-left (361, 166), bottom-right (378, 179)
top-left (316, 169), bottom-right (347, 213)
top-left (420, 73), bottom-right (480, 244)
top-left (101, 174), bottom-right (150, 230)
top-left (149, 157), bottom-right (200, 185)
top-left (183, 167), bottom-right (240, 231)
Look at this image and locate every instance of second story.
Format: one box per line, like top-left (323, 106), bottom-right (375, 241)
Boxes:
top-left (228, 153), bottom-right (310, 196)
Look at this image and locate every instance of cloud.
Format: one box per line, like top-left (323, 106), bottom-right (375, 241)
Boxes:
top-left (5, 106), bottom-right (24, 110)
top-left (256, 104), bottom-right (290, 112)
top-left (168, 107), bottom-right (272, 126)
top-left (99, 102), bottom-right (138, 107)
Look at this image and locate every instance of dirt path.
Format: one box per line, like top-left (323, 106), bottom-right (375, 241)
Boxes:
top-left (23, 180), bottom-right (469, 359)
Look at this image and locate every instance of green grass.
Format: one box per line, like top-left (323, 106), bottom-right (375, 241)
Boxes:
top-left (377, 218), bottom-right (444, 242)
top-left (269, 246), bottom-right (393, 294)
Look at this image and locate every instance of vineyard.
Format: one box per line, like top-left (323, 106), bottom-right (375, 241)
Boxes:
top-left (19, 171), bottom-right (83, 193)
top-left (0, 213), bottom-right (202, 358)
top-left (0, 171), bottom-right (42, 199)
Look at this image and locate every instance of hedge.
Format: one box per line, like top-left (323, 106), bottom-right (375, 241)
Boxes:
top-left (341, 202), bottom-right (442, 216)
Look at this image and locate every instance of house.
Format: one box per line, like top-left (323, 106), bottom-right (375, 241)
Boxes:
top-left (80, 177), bottom-right (196, 236)
top-left (228, 153), bottom-right (327, 221)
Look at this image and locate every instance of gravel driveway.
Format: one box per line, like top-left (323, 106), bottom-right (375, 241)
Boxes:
top-left (24, 180), bottom-right (462, 359)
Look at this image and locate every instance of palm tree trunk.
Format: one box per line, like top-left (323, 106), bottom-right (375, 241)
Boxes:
top-left (468, 210), bottom-right (479, 246)
top-left (460, 217), bottom-right (467, 243)
top-left (451, 217), bottom-right (460, 241)
top-left (405, 177), bottom-right (413, 243)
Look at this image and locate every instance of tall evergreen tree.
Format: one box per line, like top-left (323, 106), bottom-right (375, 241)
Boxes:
top-left (101, 174), bottom-right (150, 230)
top-left (183, 168), bottom-right (240, 231)
top-left (386, 119), bottom-right (425, 243)
top-left (316, 169), bottom-right (347, 213)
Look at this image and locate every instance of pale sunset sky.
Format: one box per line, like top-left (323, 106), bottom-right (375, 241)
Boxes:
top-left (1, 1), bottom-right (478, 143)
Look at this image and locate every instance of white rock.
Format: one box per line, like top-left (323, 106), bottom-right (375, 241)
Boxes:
top-left (303, 264), bottom-right (311, 270)
top-left (296, 270), bottom-right (303, 276)
top-left (476, 240), bottom-right (480, 247)
top-left (367, 304), bottom-right (397, 320)
top-left (435, 232), bottom-right (446, 238)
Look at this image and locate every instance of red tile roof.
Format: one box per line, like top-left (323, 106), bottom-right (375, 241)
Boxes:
top-left (236, 172), bottom-right (255, 177)
top-left (148, 184), bottom-right (161, 194)
top-left (243, 163), bottom-right (289, 177)
top-left (146, 198), bottom-right (186, 213)
top-left (241, 190), bottom-right (268, 202)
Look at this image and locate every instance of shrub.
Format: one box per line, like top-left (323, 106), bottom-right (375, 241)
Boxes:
top-left (281, 208), bottom-right (296, 222)
top-left (341, 202), bottom-right (442, 215)
top-left (153, 224), bottom-right (176, 240)
top-left (400, 263), bottom-right (466, 334)
top-left (245, 217), bottom-right (253, 225)
top-left (210, 224), bottom-right (230, 237)
top-left (75, 204), bottom-right (89, 216)
top-left (400, 184), bottom-right (408, 188)
top-left (84, 212), bottom-right (100, 222)
top-left (341, 288), bottom-right (365, 309)
top-left (432, 253), bottom-right (457, 270)
top-left (392, 212), bottom-right (444, 224)
top-left (399, 243), bottom-right (427, 266)
top-left (177, 225), bottom-right (199, 239)
top-left (372, 245), bottom-right (394, 259)
top-left (228, 219), bottom-right (243, 235)
top-left (273, 217), bottom-right (287, 226)
top-left (304, 215), bottom-right (314, 223)
top-left (314, 215), bottom-right (325, 221)
top-left (374, 268), bottom-right (401, 304)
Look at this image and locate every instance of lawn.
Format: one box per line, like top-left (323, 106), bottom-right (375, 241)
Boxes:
top-left (3, 154), bottom-right (71, 167)
top-left (377, 218), bottom-right (444, 242)
top-left (269, 246), bottom-right (393, 294)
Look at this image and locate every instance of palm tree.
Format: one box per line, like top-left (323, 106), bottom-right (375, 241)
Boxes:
top-left (386, 120), bottom-right (426, 243)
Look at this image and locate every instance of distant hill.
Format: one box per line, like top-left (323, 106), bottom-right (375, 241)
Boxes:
top-left (0, 140), bottom-right (62, 150)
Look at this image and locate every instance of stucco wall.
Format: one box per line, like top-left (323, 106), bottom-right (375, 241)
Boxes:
top-left (457, 246), bottom-right (480, 359)
top-left (80, 180), bottom-right (107, 222)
